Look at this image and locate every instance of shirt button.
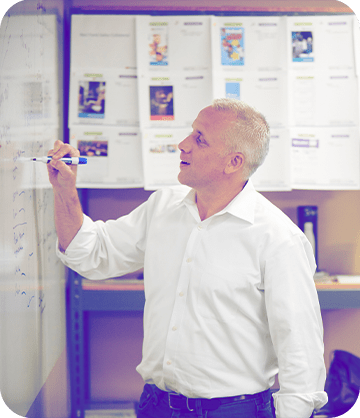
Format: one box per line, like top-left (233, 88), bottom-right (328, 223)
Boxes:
top-left (172, 326), bottom-right (177, 331)
top-left (179, 292), bottom-right (184, 297)
top-left (197, 224), bottom-right (202, 230)
top-left (167, 360), bottom-right (172, 365)
top-left (186, 257), bottom-right (192, 263)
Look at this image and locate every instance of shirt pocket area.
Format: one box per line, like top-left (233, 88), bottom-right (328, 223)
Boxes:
top-left (196, 264), bottom-right (253, 323)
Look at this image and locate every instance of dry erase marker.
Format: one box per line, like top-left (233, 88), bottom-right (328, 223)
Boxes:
top-left (31, 156), bottom-right (87, 165)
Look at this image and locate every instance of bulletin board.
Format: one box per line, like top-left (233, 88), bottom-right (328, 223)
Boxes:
top-left (67, 11), bottom-right (360, 192)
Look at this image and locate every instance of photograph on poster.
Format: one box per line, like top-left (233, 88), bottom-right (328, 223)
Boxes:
top-left (78, 140), bottom-right (108, 156)
top-left (225, 80), bottom-right (241, 100)
top-left (78, 81), bottom-right (106, 119)
top-left (292, 31), bottom-right (314, 62)
top-left (220, 26), bottom-right (244, 66)
top-left (149, 143), bottom-right (178, 153)
top-left (149, 24), bottom-right (168, 66)
top-left (149, 85), bottom-right (174, 120)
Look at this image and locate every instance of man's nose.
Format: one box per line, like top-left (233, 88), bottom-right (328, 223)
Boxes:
top-left (178, 135), bottom-right (191, 153)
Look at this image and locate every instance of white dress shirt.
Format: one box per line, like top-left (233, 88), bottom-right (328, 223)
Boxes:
top-left (57, 180), bottom-right (328, 418)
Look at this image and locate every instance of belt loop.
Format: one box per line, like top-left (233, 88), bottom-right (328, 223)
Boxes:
top-left (195, 399), bottom-right (204, 418)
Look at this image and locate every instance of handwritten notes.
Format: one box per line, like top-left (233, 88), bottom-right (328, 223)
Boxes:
top-left (0, 12), bottom-right (67, 417)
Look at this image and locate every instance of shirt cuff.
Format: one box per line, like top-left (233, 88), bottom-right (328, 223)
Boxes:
top-left (56, 214), bottom-right (92, 264)
top-left (272, 391), bottom-right (328, 418)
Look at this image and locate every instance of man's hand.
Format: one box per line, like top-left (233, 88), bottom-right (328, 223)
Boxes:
top-left (47, 140), bottom-right (80, 190)
top-left (47, 140), bottom-right (84, 252)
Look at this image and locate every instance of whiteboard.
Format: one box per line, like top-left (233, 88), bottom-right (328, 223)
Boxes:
top-left (0, 6), bottom-right (68, 418)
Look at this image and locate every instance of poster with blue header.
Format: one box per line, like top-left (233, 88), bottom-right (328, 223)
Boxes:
top-left (220, 26), bottom-right (244, 66)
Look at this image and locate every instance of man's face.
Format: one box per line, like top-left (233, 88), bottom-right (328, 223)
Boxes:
top-left (178, 106), bottom-right (236, 192)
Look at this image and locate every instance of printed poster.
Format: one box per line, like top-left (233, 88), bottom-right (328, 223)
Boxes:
top-left (136, 15), bottom-right (212, 73)
top-left (288, 70), bottom-right (358, 127)
top-left (252, 129), bottom-right (291, 191)
top-left (287, 15), bottom-right (356, 71)
top-left (69, 70), bottom-right (139, 126)
top-left (138, 73), bottom-right (212, 128)
top-left (69, 127), bottom-right (143, 188)
top-left (291, 127), bottom-right (360, 190)
top-left (212, 71), bottom-right (288, 128)
top-left (142, 128), bottom-right (190, 190)
top-left (70, 14), bottom-right (137, 70)
top-left (211, 16), bottom-right (287, 72)
top-left (69, 15), bottom-right (138, 127)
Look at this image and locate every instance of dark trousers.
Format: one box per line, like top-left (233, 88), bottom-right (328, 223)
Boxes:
top-left (136, 384), bottom-right (276, 418)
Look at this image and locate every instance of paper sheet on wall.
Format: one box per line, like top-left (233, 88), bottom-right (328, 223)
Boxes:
top-left (142, 128), bottom-right (190, 190)
top-left (1, 13), bottom-right (59, 129)
top-left (286, 15), bottom-right (355, 72)
top-left (136, 16), bottom-right (213, 129)
top-left (3, 69), bottom-right (59, 129)
top-left (69, 15), bottom-right (138, 127)
top-left (212, 71), bottom-right (288, 128)
top-left (252, 129), bottom-right (291, 191)
top-left (137, 72), bottom-right (212, 129)
top-left (136, 15), bottom-right (212, 73)
top-left (69, 127), bottom-right (143, 188)
top-left (211, 16), bottom-right (287, 73)
top-left (291, 127), bottom-right (360, 190)
top-left (353, 15), bottom-right (360, 77)
top-left (69, 69), bottom-right (139, 126)
top-left (288, 70), bottom-right (358, 127)
top-left (71, 14), bottom-right (137, 70)
top-left (211, 16), bottom-right (288, 129)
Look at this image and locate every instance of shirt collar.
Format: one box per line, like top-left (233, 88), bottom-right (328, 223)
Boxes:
top-left (181, 179), bottom-right (256, 224)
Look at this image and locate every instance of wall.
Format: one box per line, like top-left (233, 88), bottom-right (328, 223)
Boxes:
top-left (69, 0), bottom-right (360, 405)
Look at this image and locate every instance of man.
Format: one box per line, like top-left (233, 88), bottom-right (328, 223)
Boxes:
top-left (48, 99), bottom-right (327, 418)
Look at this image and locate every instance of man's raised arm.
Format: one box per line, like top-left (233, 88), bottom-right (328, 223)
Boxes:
top-left (47, 140), bottom-right (84, 252)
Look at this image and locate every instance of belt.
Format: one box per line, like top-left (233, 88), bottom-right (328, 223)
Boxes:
top-left (166, 388), bottom-right (270, 412)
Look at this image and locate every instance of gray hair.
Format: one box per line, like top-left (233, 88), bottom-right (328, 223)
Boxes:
top-left (211, 98), bottom-right (270, 178)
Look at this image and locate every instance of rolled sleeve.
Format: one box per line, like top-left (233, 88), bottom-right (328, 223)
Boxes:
top-left (273, 392), bottom-right (328, 418)
top-left (56, 214), bottom-right (99, 273)
top-left (56, 203), bottom-right (147, 279)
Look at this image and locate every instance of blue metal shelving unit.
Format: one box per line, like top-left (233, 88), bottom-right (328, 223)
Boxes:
top-left (67, 270), bottom-right (145, 418)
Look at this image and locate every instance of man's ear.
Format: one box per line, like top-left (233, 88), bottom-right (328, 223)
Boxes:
top-left (224, 153), bottom-right (245, 174)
